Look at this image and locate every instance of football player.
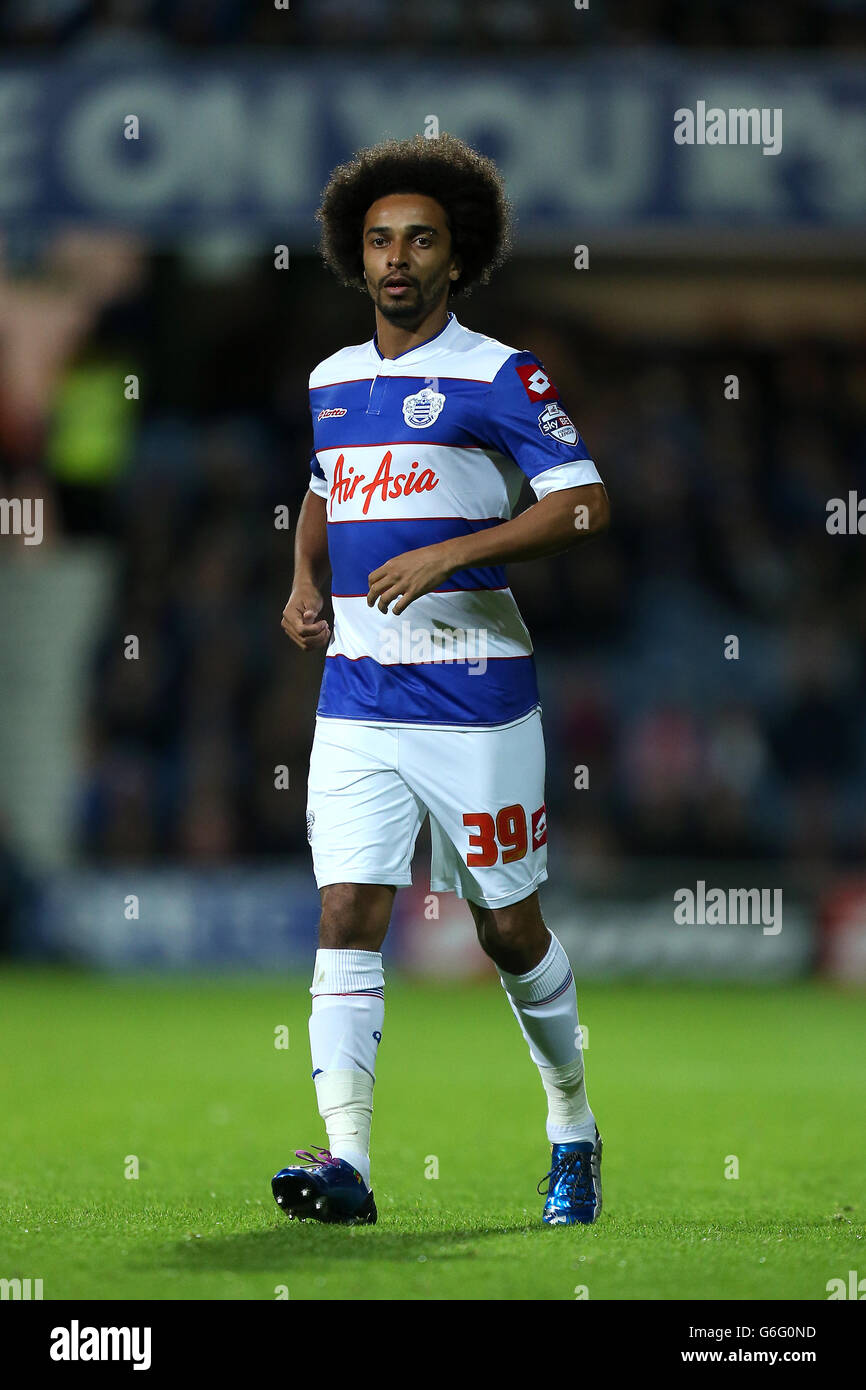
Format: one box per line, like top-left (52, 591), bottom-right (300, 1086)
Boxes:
top-left (273, 134), bottom-right (609, 1226)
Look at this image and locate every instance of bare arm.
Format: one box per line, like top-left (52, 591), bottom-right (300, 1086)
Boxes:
top-left (281, 489), bottom-right (332, 650)
top-left (439, 482), bottom-right (609, 568)
top-left (367, 483), bottom-right (610, 615)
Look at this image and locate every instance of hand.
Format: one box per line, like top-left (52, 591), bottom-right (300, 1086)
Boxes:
top-left (281, 585), bottom-right (331, 650)
top-left (367, 544), bottom-right (456, 615)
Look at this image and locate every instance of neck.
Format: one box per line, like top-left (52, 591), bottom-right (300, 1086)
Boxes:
top-left (374, 301), bottom-right (450, 360)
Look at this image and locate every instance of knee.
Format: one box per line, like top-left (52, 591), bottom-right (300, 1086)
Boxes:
top-left (469, 901), bottom-right (493, 942)
top-left (470, 897), bottom-right (548, 968)
top-left (471, 904), bottom-right (500, 957)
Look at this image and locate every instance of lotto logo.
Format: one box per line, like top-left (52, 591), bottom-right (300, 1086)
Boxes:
top-left (515, 362), bottom-right (560, 402)
top-left (531, 805), bottom-right (547, 849)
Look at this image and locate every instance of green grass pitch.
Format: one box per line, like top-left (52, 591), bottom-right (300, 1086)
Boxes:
top-left (0, 967), bottom-right (863, 1301)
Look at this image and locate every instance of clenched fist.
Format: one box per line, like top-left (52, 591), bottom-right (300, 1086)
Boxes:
top-left (281, 585), bottom-right (331, 651)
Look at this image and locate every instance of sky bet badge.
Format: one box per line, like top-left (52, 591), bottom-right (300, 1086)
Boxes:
top-left (402, 387), bottom-right (446, 428)
top-left (538, 400), bottom-right (578, 446)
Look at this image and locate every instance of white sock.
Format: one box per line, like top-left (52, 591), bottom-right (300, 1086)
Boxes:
top-left (313, 1070), bottom-right (374, 1188)
top-left (307, 948), bottom-right (384, 1188)
top-left (539, 1056), bottom-right (595, 1145)
top-left (497, 932), bottom-right (596, 1144)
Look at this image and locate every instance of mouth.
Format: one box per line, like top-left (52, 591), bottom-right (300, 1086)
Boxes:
top-left (383, 277), bottom-right (415, 297)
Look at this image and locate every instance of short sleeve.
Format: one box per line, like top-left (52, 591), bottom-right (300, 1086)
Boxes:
top-left (308, 376), bottom-right (329, 498)
top-left (481, 352), bottom-right (603, 500)
top-left (309, 448), bottom-right (328, 499)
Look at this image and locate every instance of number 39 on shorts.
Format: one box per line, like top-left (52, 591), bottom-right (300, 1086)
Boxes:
top-left (462, 803), bottom-right (547, 866)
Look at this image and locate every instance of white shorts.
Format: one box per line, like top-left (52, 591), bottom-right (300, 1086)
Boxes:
top-left (306, 707), bottom-right (548, 909)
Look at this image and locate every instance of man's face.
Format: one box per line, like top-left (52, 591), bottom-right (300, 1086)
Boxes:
top-left (362, 193), bottom-right (460, 325)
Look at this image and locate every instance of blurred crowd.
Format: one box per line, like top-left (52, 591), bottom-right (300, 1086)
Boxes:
top-left (3, 248), bottom-right (861, 870)
top-left (2, 0), bottom-right (865, 52)
top-left (498, 309), bottom-right (866, 872)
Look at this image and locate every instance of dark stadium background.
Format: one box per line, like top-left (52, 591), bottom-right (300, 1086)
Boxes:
top-left (0, 4), bottom-right (864, 987)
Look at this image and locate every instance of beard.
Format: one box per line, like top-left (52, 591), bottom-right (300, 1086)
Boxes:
top-left (375, 283), bottom-right (425, 323)
top-left (372, 268), bottom-right (450, 325)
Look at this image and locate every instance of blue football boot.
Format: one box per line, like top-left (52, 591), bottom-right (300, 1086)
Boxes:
top-left (272, 1147), bottom-right (377, 1225)
top-left (538, 1127), bottom-right (603, 1225)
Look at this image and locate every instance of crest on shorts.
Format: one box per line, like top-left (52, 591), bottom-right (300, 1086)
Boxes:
top-left (538, 401), bottom-right (578, 447)
top-left (306, 809), bottom-right (315, 843)
top-left (402, 387), bottom-right (445, 429)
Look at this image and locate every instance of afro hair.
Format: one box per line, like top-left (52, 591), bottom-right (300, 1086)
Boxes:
top-left (316, 132), bottom-right (512, 298)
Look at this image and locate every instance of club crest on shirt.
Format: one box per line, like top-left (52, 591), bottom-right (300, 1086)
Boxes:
top-left (402, 387), bottom-right (445, 429)
top-left (537, 401), bottom-right (578, 446)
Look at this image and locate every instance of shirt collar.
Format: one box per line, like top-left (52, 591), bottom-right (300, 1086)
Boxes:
top-left (371, 310), bottom-right (457, 365)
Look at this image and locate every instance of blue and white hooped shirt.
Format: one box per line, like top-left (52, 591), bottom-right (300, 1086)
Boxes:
top-left (307, 312), bottom-right (603, 728)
